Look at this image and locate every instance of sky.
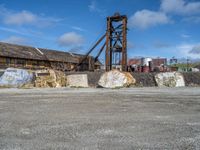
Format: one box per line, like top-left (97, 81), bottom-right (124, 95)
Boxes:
top-left (0, 0), bottom-right (200, 62)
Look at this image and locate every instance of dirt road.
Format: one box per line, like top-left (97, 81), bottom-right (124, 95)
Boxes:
top-left (0, 87), bottom-right (200, 149)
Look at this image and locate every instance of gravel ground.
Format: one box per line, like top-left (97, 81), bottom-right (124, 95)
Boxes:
top-left (0, 87), bottom-right (200, 150)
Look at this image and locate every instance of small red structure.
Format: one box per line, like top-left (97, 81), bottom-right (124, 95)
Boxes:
top-left (128, 57), bottom-right (168, 72)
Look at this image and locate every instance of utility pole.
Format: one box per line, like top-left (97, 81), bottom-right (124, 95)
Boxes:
top-left (187, 58), bottom-right (190, 72)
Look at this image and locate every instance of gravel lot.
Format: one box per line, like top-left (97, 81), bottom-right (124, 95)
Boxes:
top-left (0, 87), bottom-right (200, 150)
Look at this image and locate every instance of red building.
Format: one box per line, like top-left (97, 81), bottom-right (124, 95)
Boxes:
top-left (152, 58), bottom-right (167, 67)
top-left (128, 58), bottom-right (141, 66)
top-left (128, 57), bottom-right (168, 72)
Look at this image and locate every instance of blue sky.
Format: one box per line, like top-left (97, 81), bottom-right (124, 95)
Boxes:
top-left (0, 0), bottom-right (200, 62)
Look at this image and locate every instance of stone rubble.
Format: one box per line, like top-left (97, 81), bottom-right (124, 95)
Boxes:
top-left (98, 70), bottom-right (136, 88)
top-left (155, 72), bottom-right (185, 87)
top-left (0, 68), bottom-right (33, 88)
top-left (34, 69), bottom-right (66, 88)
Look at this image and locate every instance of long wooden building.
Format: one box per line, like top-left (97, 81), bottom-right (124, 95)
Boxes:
top-left (0, 42), bottom-right (101, 71)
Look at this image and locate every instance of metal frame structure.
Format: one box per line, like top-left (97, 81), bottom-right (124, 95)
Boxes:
top-left (72, 13), bottom-right (128, 72)
top-left (105, 13), bottom-right (127, 71)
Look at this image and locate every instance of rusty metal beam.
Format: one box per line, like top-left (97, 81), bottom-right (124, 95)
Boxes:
top-left (106, 17), bottom-right (111, 71)
top-left (105, 13), bottom-right (128, 71)
top-left (85, 33), bottom-right (106, 57)
top-left (95, 42), bottom-right (106, 62)
top-left (71, 33), bottom-right (106, 71)
top-left (71, 13), bottom-right (128, 72)
top-left (122, 17), bottom-right (127, 71)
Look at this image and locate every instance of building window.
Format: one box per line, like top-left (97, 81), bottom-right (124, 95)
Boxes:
top-left (6, 58), bottom-right (10, 64)
top-left (16, 59), bottom-right (25, 65)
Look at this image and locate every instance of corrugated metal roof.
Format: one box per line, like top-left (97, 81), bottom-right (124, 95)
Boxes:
top-left (0, 42), bottom-right (79, 63)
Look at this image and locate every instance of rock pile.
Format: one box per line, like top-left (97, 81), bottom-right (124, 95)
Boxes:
top-left (34, 69), bottom-right (66, 88)
top-left (0, 68), bottom-right (33, 88)
top-left (182, 72), bottom-right (200, 86)
top-left (131, 72), bottom-right (157, 87)
top-left (155, 72), bottom-right (185, 87)
top-left (98, 70), bottom-right (136, 88)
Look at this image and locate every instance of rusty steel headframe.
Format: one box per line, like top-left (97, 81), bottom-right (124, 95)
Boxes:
top-left (105, 13), bottom-right (128, 71)
top-left (71, 13), bottom-right (128, 72)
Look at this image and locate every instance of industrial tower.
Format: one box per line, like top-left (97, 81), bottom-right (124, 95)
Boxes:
top-left (73, 13), bottom-right (128, 72)
top-left (105, 13), bottom-right (128, 71)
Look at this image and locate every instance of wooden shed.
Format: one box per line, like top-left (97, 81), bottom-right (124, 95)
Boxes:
top-left (0, 42), bottom-right (101, 71)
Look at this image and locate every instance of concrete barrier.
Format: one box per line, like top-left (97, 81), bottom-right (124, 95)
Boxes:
top-left (67, 74), bottom-right (89, 88)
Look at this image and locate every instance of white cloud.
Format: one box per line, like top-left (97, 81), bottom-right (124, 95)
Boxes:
top-left (181, 34), bottom-right (190, 38)
top-left (182, 16), bottom-right (200, 24)
top-left (176, 43), bottom-right (200, 58)
top-left (1, 36), bottom-right (28, 45)
top-left (72, 26), bottom-right (86, 32)
top-left (189, 45), bottom-right (200, 54)
top-left (88, 1), bottom-right (106, 16)
top-left (58, 32), bottom-right (84, 47)
top-left (88, 1), bottom-right (96, 12)
top-left (161, 0), bottom-right (200, 15)
top-left (154, 41), bottom-right (171, 48)
top-left (0, 5), bottom-right (62, 27)
top-left (129, 10), bottom-right (170, 29)
top-left (0, 26), bottom-right (23, 35)
top-left (129, 0), bottom-right (200, 29)
top-left (0, 26), bottom-right (45, 39)
top-left (4, 10), bottom-right (37, 25)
